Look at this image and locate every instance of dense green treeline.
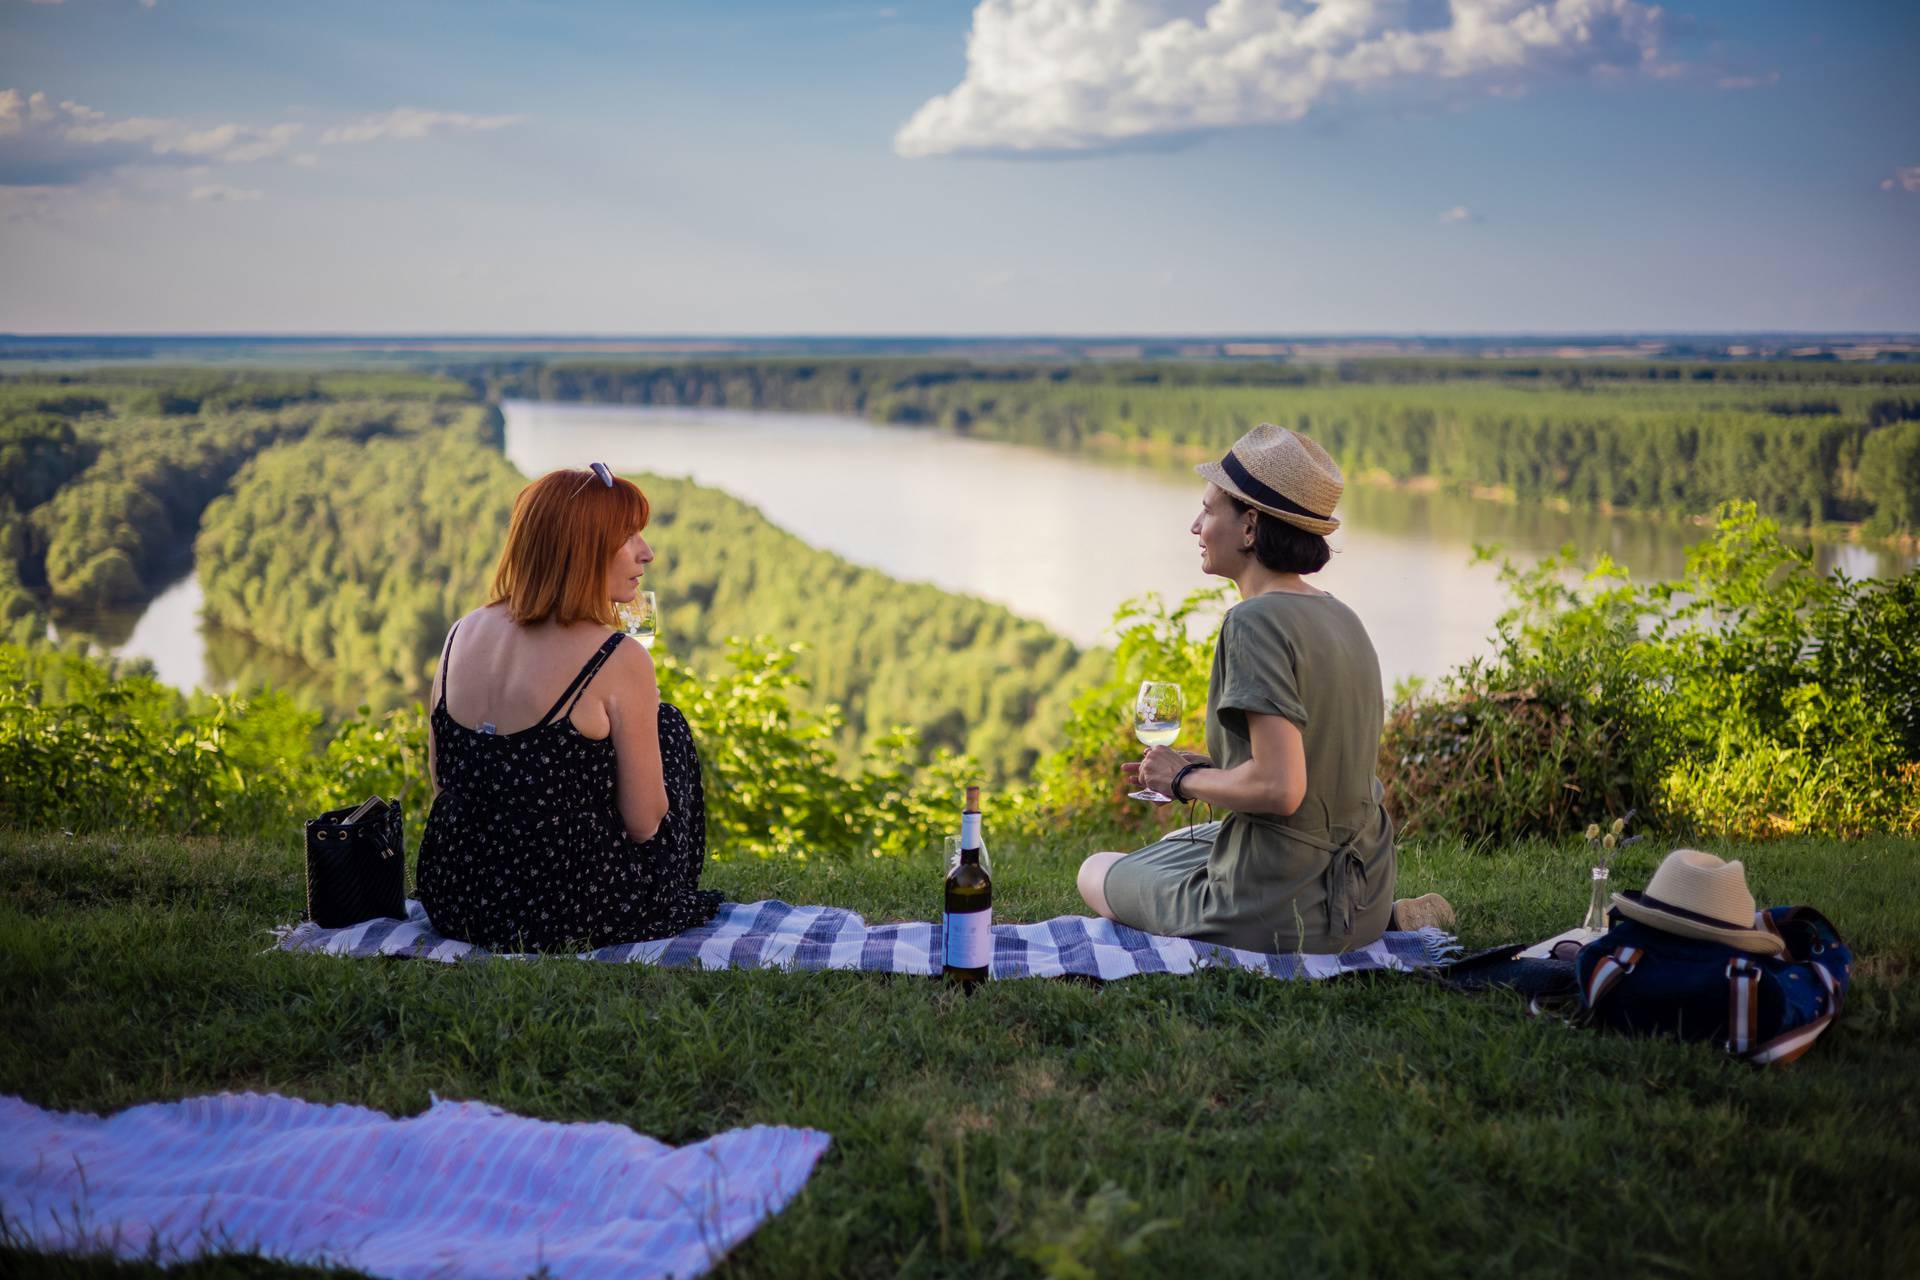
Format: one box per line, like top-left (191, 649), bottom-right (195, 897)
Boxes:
top-left (477, 358), bottom-right (1920, 532)
top-left (1318, 356), bottom-right (1920, 386)
top-left (194, 416), bottom-right (1102, 778)
top-left (0, 371), bottom-right (474, 643)
top-left (194, 407), bottom-right (513, 713)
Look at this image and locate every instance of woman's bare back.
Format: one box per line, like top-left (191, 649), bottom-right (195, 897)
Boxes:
top-left (437, 604), bottom-right (621, 740)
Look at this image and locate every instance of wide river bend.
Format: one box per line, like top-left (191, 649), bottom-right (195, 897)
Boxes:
top-left (98, 400), bottom-right (1917, 699)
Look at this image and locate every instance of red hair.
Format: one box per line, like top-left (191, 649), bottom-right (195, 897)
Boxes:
top-left (489, 468), bottom-right (650, 627)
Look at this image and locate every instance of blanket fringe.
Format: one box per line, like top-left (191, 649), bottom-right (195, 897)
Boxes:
top-left (1417, 927), bottom-right (1465, 966)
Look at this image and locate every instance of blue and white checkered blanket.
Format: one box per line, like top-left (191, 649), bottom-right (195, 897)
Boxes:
top-left (278, 898), bottom-right (1457, 982)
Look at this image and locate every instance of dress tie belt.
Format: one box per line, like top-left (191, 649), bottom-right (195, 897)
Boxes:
top-left (1323, 842), bottom-right (1367, 938)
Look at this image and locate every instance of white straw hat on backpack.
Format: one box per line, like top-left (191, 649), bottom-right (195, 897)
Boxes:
top-left (1611, 848), bottom-right (1785, 956)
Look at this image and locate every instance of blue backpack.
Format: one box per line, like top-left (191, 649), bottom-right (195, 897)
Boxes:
top-left (1575, 907), bottom-right (1852, 1065)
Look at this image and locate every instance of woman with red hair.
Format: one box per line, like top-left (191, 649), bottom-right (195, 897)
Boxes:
top-left (415, 464), bottom-right (721, 950)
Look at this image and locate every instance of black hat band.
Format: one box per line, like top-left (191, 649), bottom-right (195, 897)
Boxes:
top-left (1618, 890), bottom-right (1753, 933)
top-left (1219, 450), bottom-right (1326, 523)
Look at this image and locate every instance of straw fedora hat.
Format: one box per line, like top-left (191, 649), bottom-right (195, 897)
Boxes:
top-left (1194, 423), bottom-right (1344, 535)
top-left (1611, 849), bottom-right (1785, 956)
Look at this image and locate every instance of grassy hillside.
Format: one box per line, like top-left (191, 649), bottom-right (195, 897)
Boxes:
top-left (2, 827), bottom-right (1915, 1278)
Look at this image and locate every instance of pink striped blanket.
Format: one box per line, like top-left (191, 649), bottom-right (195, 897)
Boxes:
top-left (1, 1092), bottom-right (830, 1280)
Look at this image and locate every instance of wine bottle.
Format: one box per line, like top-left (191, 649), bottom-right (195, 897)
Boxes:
top-left (943, 784), bottom-right (992, 983)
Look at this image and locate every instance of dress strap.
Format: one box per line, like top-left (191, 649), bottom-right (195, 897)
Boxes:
top-left (435, 620), bottom-right (462, 711)
top-left (536, 633), bottom-right (626, 728)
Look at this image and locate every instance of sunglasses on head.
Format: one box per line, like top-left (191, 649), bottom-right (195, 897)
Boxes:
top-left (571, 461), bottom-right (614, 496)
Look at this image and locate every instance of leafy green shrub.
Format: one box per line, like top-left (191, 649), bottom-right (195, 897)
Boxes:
top-left (0, 644), bottom-right (327, 834)
top-left (1379, 546), bottom-right (1662, 841)
top-left (0, 636), bottom-right (981, 860)
top-left (658, 639), bottom-right (976, 860)
top-left (1025, 587), bottom-right (1226, 845)
top-left (1383, 503), bottom-right (1920, 840)
top-left (323, 702), bottom-right (431, 814)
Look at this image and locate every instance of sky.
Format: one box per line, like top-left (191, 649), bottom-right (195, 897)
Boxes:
top-left (1, 0), bottom-right (1916, 334)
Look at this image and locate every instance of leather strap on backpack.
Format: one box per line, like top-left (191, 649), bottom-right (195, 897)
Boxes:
top-left (1581, 944), bottom-right (1643, 1010)
top-left (1738, 959), bottom-right (1844, 1066)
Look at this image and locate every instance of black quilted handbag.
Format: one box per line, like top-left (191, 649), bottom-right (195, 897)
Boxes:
top-left (304, 796), bottom-right (406, 928)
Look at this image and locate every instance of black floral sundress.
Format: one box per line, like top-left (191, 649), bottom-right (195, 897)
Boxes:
top-left (416, 624), bottom-right (722, 951)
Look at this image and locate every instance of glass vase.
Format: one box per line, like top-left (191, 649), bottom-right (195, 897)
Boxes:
top-left (1580, 864), bottom-right (1612, 935)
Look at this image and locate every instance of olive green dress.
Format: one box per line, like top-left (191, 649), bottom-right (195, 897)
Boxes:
top-left (1103, 590), bottom-right (1395, 954)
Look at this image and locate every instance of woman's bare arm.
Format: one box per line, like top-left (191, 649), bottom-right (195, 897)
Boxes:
top-left (603, 636), bottom-right (668, 842)
top-left (1128, 712), bottom-right (1305, 816)
top-left (427, 635), bottom-right (445, 795)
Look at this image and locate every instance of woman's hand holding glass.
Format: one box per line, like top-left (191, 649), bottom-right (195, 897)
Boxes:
top-left (1124, 745), bottom-right (1192, 805)
top-left (1127, 681), bottom-right (1184, 803)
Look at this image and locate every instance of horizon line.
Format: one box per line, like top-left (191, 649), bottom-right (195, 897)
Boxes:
top-left (6, 330), bottom-right (1919, 343)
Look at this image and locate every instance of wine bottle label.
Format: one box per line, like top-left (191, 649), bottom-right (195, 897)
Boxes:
top-left (959, 812), bottom-right (981, 850)
top-left (944, 908), bottom-right (992, 969)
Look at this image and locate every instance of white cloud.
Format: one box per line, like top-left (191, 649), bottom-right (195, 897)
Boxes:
top-left (1439, 205), bottom-right (1480, 223)
top-left (318, 107), bottom-right (524, 146)
top-left (2, 89), bottom-right (523, 196)
top-left (1880, 166), bottom-right (1920, 194)
top-left (160, 121), bottom-right (302, 163)
top-left (896, 0), bottom-right (1672, 158)
top-left (189, 183), bottom-right (262, 203)
top-left (0, 88), bottom-right (300, 185)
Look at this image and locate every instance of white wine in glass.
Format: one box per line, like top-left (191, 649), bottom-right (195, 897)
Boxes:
top-left (617, 590), bottom-right (657, 649)
top-left (1130, 680), bottom-right (1184, 802)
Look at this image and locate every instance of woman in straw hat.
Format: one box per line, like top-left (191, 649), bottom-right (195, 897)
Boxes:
top-left (1077, 424), bottom-right (1450, 953)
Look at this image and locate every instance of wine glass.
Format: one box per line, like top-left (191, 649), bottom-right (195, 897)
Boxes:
top-left (1129, 680), bottom-right (1184, 802)
top-left (617, 590), bottom-right (657, 649)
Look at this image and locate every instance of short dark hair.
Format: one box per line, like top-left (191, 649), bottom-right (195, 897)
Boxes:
top-left (1224, 493), bottom-right (1332, 575)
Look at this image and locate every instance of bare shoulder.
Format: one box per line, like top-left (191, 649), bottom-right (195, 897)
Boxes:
top-left (603, 632), bottom-right (658, 687)
top-left (451, 602), bottom-right (509, 641)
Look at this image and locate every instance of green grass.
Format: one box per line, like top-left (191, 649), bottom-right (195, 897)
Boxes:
top-left (3, 828), bottom-right (1918, 1278)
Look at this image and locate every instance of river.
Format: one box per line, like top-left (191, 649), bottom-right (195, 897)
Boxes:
top-left (91, 400), bottom-right (1917, 700)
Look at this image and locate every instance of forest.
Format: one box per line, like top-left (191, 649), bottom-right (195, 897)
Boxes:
top-left (192, 408), bottom-right (1101, 777)
top-left (469, 357), bottom-right (1920, 533)
top-left (0, 370), bottom-right (468, 645)
top-left (3, 368), bottom-right (1101, 778)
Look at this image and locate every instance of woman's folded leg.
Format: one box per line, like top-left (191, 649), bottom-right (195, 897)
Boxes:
top-left (1077, 852), bottom-right (1127, 919)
